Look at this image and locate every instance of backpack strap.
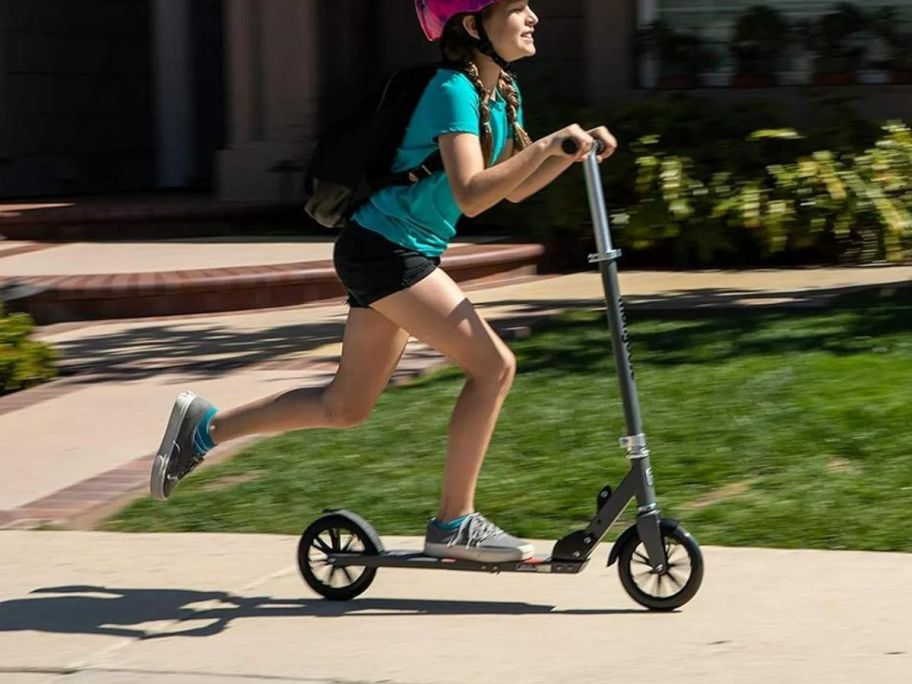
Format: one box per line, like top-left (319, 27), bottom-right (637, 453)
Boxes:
top-left (360, 62), bottom-right (456, 195)
top-left (390, 151), bottom-right (445, 185)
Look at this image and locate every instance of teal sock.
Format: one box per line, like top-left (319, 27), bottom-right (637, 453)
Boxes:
top-left (192, 407), bottom-right (218, 455)
top-left (432, 514), bottom-right (471, 531)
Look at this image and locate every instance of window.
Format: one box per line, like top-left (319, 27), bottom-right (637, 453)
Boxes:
top-left (637, 0), bottom-right (912, 87)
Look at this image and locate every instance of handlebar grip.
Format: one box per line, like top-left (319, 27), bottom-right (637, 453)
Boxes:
top-left (561, 138), bottom-right (606, 156)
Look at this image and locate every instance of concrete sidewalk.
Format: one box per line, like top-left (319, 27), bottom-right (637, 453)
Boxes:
top-left (1, 265), bottom-right (910, 528)
top-left (0, 236), bottom-right (501, 276)
top-left (0, 237), bottom-right (337, 276)
top-left (1, 532), bottom-right (910, 683)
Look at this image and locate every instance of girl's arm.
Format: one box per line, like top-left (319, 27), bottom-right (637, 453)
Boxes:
top-left (507, 126), bottom-right (619, 203)
top-left (439, 124), bottom-right (593, 218)
top-left (505, 155), bottom-right (575, 203)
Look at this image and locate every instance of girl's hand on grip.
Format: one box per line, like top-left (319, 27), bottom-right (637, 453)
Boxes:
top-left (588, 126), bottom-right (618, 163)
top-left (550, 124), bottom-right (595, 162)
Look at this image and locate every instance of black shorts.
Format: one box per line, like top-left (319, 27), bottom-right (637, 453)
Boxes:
top-left (333, 223), bottom-right (441, 309)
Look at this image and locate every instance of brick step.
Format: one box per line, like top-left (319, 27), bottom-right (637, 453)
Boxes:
top-left (6, 243), bottom-right (546, 324)
top-left (0, 194), bottom-right (308, 241)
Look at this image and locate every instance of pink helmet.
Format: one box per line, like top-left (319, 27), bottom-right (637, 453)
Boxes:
top-left (414, 0), bottom-right (501, 41)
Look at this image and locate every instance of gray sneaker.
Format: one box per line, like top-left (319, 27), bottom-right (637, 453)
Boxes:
top-left (150, 391), bottom-right (216, 501)
top-left (424, 513), bottom-right (534, 563)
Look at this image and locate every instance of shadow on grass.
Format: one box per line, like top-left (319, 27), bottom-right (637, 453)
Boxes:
top-left (0, 585), bottom-right (646, 638)
top-left (41, 281), bottom-right (911, 383)
top-left (475, 285), bottom-right (912, 376)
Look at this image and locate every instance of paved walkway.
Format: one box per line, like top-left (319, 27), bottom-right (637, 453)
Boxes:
top-left (0, 236), bottom-right (507, 276)
top-left (0, 238), bottom-right (337, 275)
top-left (1, 532), bottom-right (910, 683)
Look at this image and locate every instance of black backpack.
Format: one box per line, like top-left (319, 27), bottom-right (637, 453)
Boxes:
top-left (304, 63), bottom-right (453, 228)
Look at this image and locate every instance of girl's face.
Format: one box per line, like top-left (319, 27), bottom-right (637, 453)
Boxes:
top-left (480, 1), bottom-right (539, 61)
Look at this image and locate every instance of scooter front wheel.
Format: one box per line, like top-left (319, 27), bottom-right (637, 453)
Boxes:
top-left (297, 513), bottom-right (378, 601)
top-left (617, 523), bottom-right (704, 611)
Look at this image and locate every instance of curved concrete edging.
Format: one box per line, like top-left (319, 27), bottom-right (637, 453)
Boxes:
top-left (7, 243), bottom-right (546, 324)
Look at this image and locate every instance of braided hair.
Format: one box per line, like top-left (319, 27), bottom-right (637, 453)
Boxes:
top-left (440, 13), bottom-right (533, 167)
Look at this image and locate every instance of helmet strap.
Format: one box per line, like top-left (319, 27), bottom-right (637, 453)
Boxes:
top-left (473, 13), bottom-right (513, 73)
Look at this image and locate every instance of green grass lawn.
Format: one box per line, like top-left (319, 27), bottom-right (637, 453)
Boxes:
top-left (105, 287), bottom-right (912, 552)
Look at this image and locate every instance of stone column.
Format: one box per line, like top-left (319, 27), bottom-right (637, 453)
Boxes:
top-left (586, 0), bottom-right (639, 105)
top-left (218, 0), bottom-right (320, 201)
top-left (152, 0), bottom-right (194, 188)
top-left (0, 4), bottom-right (9, 165)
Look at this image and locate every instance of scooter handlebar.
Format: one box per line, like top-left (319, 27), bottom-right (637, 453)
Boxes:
top-left (561, 138), bottom-right (606, 157)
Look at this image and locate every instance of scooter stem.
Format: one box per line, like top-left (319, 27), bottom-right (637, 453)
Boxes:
top-left (549, 141), bottom-right (665, 572)
top-left (580, 147), bottom-right (645, 443)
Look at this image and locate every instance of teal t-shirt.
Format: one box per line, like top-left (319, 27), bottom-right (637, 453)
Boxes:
top-left (351, 67), bottom-right (523, 257)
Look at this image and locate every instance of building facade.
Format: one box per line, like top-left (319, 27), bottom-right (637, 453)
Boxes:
top-left (0, 0), bottom-right (909, 201)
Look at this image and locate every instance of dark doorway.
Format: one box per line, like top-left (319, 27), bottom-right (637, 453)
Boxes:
top-left (188, 0), bottom-right (227, 190)
top-left (315, 0), bottom-right (384, 126)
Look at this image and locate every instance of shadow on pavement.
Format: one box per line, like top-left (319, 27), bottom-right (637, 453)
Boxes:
top-left (0, 585), bottom-right (648, 638)
top-left (49, 318), bottom-right (348, 382)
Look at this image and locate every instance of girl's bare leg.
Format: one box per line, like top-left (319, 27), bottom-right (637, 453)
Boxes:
top-left (209, 307), bottom-right (410, 444)
top-left (371, 269), bottom-right (516, 521)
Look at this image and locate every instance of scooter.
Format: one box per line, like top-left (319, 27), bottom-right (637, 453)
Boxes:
top-left (296, 140), bottom-right (705, 610)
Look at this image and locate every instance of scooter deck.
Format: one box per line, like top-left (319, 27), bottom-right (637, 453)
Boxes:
top-left (329, 550), bottom-right (588, 574)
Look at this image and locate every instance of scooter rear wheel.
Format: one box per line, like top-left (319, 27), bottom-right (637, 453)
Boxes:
top-left (617, 524), bottom-right (703, 610)
top-left (298, 513), bottom-right (378, 601)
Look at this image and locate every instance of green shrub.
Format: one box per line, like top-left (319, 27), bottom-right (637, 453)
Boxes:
top-left (479, 92), bottom-right (908, 268)
top-left (0, 303), bottom-right (58, 394)
top-left (620, 121), bottom-right (912, 265)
